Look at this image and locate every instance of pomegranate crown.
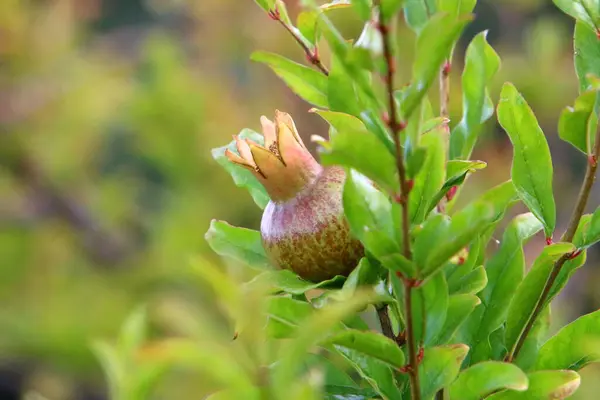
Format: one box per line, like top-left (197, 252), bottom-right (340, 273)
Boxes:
top-left (225, 110), bottom-right (322, 202)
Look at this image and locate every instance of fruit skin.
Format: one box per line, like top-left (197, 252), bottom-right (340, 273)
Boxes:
top-left (261, 166), bottom-right (364, 282)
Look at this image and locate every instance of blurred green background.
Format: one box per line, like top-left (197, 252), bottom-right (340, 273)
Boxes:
top-left (0, 0), bottom-right (598, 399)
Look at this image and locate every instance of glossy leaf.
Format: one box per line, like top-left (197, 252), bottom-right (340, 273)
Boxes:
top-left (497, 82), bottom-right (556, 237)
top-left (513, 307), bottom-right (550, 372)
top-left (558, 89), bottom-right (598, 154)
top-left (448, 265), bottom-right (487, 295)
top-left (419, 344), bottom-right (469, 399)
top-left (212, 129), bottom-right (270, 208)
top-left (536, 309), bottom-right (600, 371)
top-left (486, 370), bottom-right (580, 400)
top-left (414, 214), bottom-right (451, 272)
top-left (423, 201), bottom-right (496, 277)
top-left (320, 132), bottom-right (398, 193)
top-left (412, 272), bottom-right (449, 345)
top-left (359, 110), bottom-right (396, 154)
top-left (342, 257), bottom-right (381, 293)
top-left (467, 213), bottom-right (543, 364)
top-left (400, 13), bottom-right (471, 119)
top-left (553, 0), bottom-right (600, 33)
top-left (448, 362), bottom-right (528, 400)
top-left (251, 51), bottom-right (328, 107)
top-left (205, 220), bottom-right (271, 270)
top-left (575, 21), bottom-right (600, 92)
top-left (505, 243), bottom-right (576, 355)
top-left (450, 31), bottom-right (500, 159)
top-left (434, 294), bottom-right (480, 345)
top-left (328, 55), bottom-right (365, 117)
top-left (327, 330), bottom-right (406, 368)
top-left (409, 127), bottom-right (446, 223)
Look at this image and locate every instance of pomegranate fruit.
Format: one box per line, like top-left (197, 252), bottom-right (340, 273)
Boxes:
top-left (225, 110), bottom-right (364, 282)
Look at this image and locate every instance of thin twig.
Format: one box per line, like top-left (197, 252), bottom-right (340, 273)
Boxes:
top-left (377, 306), bottom-right (395, 340)
top-left (508, 126), bottom-right (600, 362)
top-left (268, 9), bottom-right (329, 76)
top-left (440, 61), bottom-right (451, 121)
top-left (376, 5), bottom-right (421, 399)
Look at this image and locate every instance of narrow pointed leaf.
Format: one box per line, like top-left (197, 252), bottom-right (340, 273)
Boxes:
top-left (497, 82), bottom-right (556, 237)
top-left (505, 243), bottom-right (576, 355)
top-left (251, 51), bottom-right (328, 107)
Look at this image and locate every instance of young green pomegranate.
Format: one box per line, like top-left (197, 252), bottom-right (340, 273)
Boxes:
top-left (225, 110), bottom-right (364, 282)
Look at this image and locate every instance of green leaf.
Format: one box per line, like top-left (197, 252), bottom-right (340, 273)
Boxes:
top-left (212, 129), bottom-right (270, 208)
top-left (545, 250), bottom-right (587, 308)
top-left (575, 21), bottom-right (600, 92)
top-left (553, 0), bottom-right (600, 33)
top-left (92, 341), bottom-right (123, 400)
top-left (379, 253), bottom-right (417, 278)
top-left (253, 0), bottom-right (276, 12)
top-left (504, 243), bottom-right (576, 355)
top-left (536, 309), bottom-right (600, 371)
top-left (272, 293), bottom-right (374, 397)
top-left (419, 344), bottom-right (469, 399)
top-left (304, 353), bottom-right (357, 388)
top-left (423, 201), bottom-right (496, 277)
top-left (328, 54), bottom-right (365, 117)
top-left (327, 330), bottom-right (406, 368)
top-left (559, 89), bottom-right (599, 154)
top-left (467, 213), bottom-right (543, 364)
top-left (437, 0), bottom-right (477, 17)
top-left (380, 0), bottom-right (406, 21)
top-left (574, 207), bottom-right (600, 248)
top-left (403, 0), bottom-right (431, 33)
top-left (497, 82), bottom-right (556, 237)
top-left (341, 257), bottom-right (381, 293)
top-left (360, 110), bottom-right (396, 154)
top-left (297, 11), bottom-right (320, 46)
top-left (414, 214), bottom-right (451, 273)
top-left (450, 31), bottom-right (500, 159)
top-left (486, 370), bottom-right (580, 400)
top-left (310, 109), bottom-right (367, 138)
top-left (266, 296), bottom-right (315, 338)
top-left (251, 51), bottom-right (328, 107)
top-left (249, 269), bottom-right (346, 295)
top-left (320, 132), bottom-right (398, 193)
top-left (118, 306), bottom-right (147, 359)
top-left (400, 13), bottom-right (471, 119)
top-left (412, 272), bottom-right (449, 345)
top-left (334, 347), bottom-right (403, 400)
top-left (409, 127), bottom-right (446, 223)
top-left (434, 294), bottom-right (480, 345)
top-left (448, 265), bottom-right (487, 295)
top-left (513, 307), bottom-right (550, 372)
top-left (446, 160), bottom-right (488, 179)
top-left (351, 0), bottom-right (372, 20)
top-left (448, 362), bottom-right (528, 400)
top-left (205, 220), bottom-right (272, 270)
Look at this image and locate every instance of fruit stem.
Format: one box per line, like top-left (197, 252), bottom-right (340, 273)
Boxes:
top-left (376, 3), bottom-right (420, 399)
top-left (508, 124), bottom-right (600, 362)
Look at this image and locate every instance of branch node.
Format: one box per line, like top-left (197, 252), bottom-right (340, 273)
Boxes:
top-left (545, 236), bottom-right (553, 246)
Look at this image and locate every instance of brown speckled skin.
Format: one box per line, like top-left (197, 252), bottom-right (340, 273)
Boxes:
top-left (261, 166), bottom-right (364, 282)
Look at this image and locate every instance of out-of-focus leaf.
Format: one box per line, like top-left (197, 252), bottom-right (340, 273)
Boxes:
top-left (419, 344), bottom-right (469, 399)
top-left (92, 342), bottom-right (123, 400)
top-left (212, 129), bottom-right (270, 208)
top-left (409, 127), bottom-right (446, 223)
top-left (437, 0), bottom-right (477, 17)
top-left (403, 0), bottom-right (431, 32)
top-left (320, 132), bottom-right (398, 193)
top-left (433, 294), bottom-right (480, 345)
top-left (380, 0), bottom-right (406, 21)
top-left (253, 0), bottom-right (276, 12)
top-left (448, 362), bottom-right (528, 400)
top-left (486, 370), bottom-right (580, 400)
top-left (351, 0), bottom-right (372, 20)
top-left (553, 0), bottom-right (600, 33)
top-left (505, 243), bottom-right (576, 355)
top-left (205, 220), bottom-right (272, 270)
top-left (266, 296), bottom-right (314, 338)
top-left (327, 330), bottom-right (405, 368)
top-left (297, 11), bottom-right (320, 45)
top-left (249, 269), bottom-right (345, 295)
top-left (251, 51), bottom-right (328, 107)
top-left (423, 201), bottom-right (496, 277)
top-left (450, 31), bottom-right (500, 159)
top-left (536, 309), bottom-right (600, 371)
top-left (118, 306), bottom-right (147, 359)
top-left (272, 292), bottom-right (374, 397)
top-left (399, 13), bottom-right (471, 119)
top-left (446, 160), bottom-right (488, 179)
top-left (575, 21), bottom-right (600, 91)
top-left (467, 213), bottom-right (543, 364)
top-left (558, 89), bottom-right (599, 154)
top-left (497, 82), bottom-right (556, 237)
